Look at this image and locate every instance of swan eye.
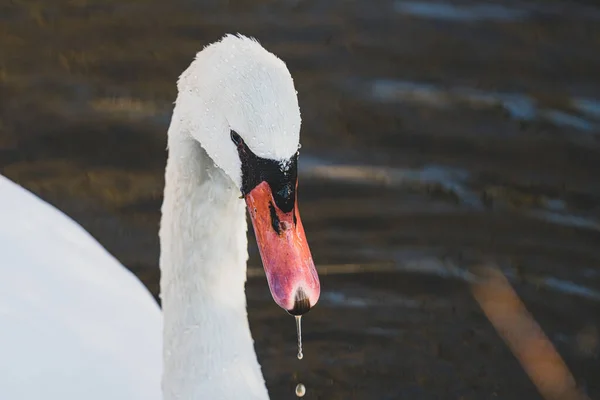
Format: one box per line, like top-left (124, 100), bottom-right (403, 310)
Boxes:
top-left (230, 130), bottom-right (243, 146)
top-left (277, 183), bottom-right (292, 200)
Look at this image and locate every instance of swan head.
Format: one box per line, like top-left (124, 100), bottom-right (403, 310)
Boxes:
top-left (174, 34), bottom-right (320, 314)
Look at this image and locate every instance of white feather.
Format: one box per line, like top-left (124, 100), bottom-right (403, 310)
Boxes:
top-left (160, 34), bottom-right (302, 400)
top-left (175, 34), bottom-right (302, 189)
top-left (0, 34), bottom-right (302, 400)
top-left (0, 175), bottom-right (162, 400)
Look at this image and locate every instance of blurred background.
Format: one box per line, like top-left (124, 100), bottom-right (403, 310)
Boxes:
top-left (1, 0), bottom-right (600, 398)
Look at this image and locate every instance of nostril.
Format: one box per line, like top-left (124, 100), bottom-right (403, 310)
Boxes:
top-left (287, 288), bottom-right (311, 316)
top-left (280, 220), bottom-right (292, 231)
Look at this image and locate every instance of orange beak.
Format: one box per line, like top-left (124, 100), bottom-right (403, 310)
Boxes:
top-left (245, 181), bottom-right (320, 314)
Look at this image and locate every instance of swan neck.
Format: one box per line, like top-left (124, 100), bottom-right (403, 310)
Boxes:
top-left (159, 130), bottom-right (268, 400)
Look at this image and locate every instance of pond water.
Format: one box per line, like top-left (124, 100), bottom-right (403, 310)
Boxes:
top-left (1, 0), bottom-right (599, 398)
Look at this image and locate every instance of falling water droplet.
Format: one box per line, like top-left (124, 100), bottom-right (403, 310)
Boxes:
top-left (295, 383), bottom-right (306, 397)
top-left (295, 315), bottom-right (303, 360)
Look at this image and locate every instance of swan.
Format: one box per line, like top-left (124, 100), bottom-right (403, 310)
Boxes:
top-left (0, 34), bottom-right (321, 400)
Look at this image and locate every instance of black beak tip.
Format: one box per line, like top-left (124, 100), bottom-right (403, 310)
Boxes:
top-left (287, 288), bottom-right (311, 316)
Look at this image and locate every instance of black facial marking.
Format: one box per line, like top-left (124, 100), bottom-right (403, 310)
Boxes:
top-left (230, 130), bottom-right (243, 146)
top-left (269, 201), bottom-right (281, 235)
top-left (232, 130), bottom-right (298, 213)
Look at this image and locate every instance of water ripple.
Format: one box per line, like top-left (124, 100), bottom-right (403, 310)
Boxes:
top-left (394, 1), bottom-right (529, 22)
top-left (368, 79), bottom-right (600, 133)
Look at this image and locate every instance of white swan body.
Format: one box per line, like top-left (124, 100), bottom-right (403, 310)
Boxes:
top-left (0, 175), bottom-right (162, 400)
top-left (0, 34), bottom-right (319, 400)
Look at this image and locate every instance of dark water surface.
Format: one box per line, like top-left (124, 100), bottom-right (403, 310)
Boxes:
top-left (2, 0), bottom-right (600, 398)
